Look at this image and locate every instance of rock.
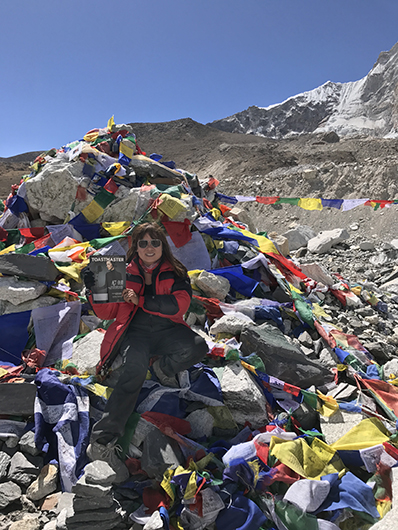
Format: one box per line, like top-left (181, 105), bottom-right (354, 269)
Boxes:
top-left (8, 515), bottom-right (41, 530)
top-left (225, 206), bottom-right (256, 233)
top-left (195, 271), bottom-right (230, 301)
top-left (390, 239), bottom-right (398, 250)
top-left (24, 159), bottom-right (84, 223)
top-left (220, 361), bottom-right (268, 429)
top-left (71, 476), bottom-right (112, 498)
top-left (40, 492), bottom-right (62, 512)
top-left (350, 223), bottom-right (359, 231)
top-left (302, 168), bottom-right (317, 180)
top-left (0, 451), bottom-right (11, 479)
top-left (298, 331), bottom-right (313, 348)
top-left (0, 383), bottom-right (36, 416)
top-left (240, 322), bottom-right (334, 388)
top-left (0, 295), bottom-right (59, 316)
top-left (307, 229), bottom-right (349, 254)
top-left (322, 131), bottom-right (340, 143)
top-left (370, 253), bottom-right (389, 266)
top-left (97, 188), bottom-right (141, 223)
top-left (359, 241), bottom-right (375, 251)
top-left (84, 461), bottom-right (116, 486)
top-left (320, 411), bottom-right (366, 445)
top-left (282, 225), bottom-right (316, 251)
top-left (0, 481), bottom-right (22, 509)
top-left (271, 235), bottom-right (289, 257)
top-left (0, 254), bottom-right (59, 282)
top-left (141, 429), bottom-right (184, 480)
top-left (26, 464), bottom-right (58, 501)
top-left (382, 358), bottom-right (398, 379)
top-left (362, 341), bottom-right (391, 364)
top-left (7, 452), bottom-right (41, 487)
top-left (318, 348), bottom-right (340, 370)
top-left (19, 431), bottom-right (40, 456)
top-left (71, 330), bottom-right (105, 375)
top-left (209, 314), bottom-right (251, 335)
top-left (0, 277), bottom-right (47, 305)
top-left (299, 262), bottom-right (334, 285)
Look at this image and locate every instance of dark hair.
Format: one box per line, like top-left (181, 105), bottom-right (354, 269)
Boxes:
top-left (127, 222), bottom-right (188, 277)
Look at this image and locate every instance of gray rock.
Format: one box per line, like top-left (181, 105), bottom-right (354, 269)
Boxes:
top-left (318, 348), bottom-right (340, 370)
top-left (8, 452), bottom-right (40, 487)
top-left (240, 322), bottom-right (334, 388)
top-left (209, 314), bottom-right (251, 335)
top-left (220, 362), bottom-right (268, 428)
top-left (195, 271), bottom-right (230, 301)
top-left (282, 225), bottom-right (316, 251)
top-left (298, 331), bottom-right (313, 348)
top-left (71, 330), bottom-right (104, 375)
top-left (0, 295), bottom-right (59, 316)
top-left (370, 252), bottom-right (389, 267)
top-left (383, 358), bottom-right (398, 379)
top-left (359, 241), bottom-right (375, 251)
top-left (0, 451), bottom-right (11, 479)
top-left (308, 228), bottom-right (349, 254)
top-left (299, 262), bottom-right (334, 285)
top-left (8, 514), bottom-right (40, 530)
top-left (73, 493), bottom-right (114, 512)
top-left (362, 341), bottom-right (391, 364)
top-left (0, 254), bottom-right (59, 282)
top-left (0, 277), bottom-right (47, 305)
top-left (141, 429), bottom-right (184, 480)
top-left (97, 188), bottom-right (140, 223)
top-left (71, 476), bottom-right (112, 498)
top-left (24, 159), bottom-right (84, 223)
top-left (26, 464), bottom-right (58, 501)
top-left (19, 431), bottom-right (40, 456)
top-left (186, 409), bottom-right (214, 440)
top-left (320, 411), bottom-right (366, 445)
top-left (0, 481), bottom-right (22, 509)
top-left (83, 461), bottom-right (116, 486)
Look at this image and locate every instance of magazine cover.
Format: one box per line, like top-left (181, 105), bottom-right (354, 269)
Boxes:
top-left (89, 255), bottom-right (126, 303)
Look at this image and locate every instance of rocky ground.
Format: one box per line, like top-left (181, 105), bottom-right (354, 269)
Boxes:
top-left (1, 121), bottom-right (398, 529)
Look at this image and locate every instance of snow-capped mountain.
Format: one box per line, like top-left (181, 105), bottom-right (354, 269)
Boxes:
top-left (209, 42), bottom-right (398, 139)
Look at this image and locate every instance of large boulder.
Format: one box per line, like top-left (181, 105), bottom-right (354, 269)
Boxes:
top-left (307, 228), bottom-right (349, 254)
top-left (282, 225), bottom-right (316, 251)
top-left (240, 322), bottom-right (334, 388)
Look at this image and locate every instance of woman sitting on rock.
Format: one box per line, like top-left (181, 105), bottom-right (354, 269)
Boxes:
top-left (84, 222), bottom-right (208, 482)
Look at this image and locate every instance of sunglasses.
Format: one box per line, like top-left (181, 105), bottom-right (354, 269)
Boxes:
top-left (138, 239), bottom-right (162, 249)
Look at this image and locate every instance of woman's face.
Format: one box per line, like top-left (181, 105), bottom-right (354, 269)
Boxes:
top-left (137, 232), bottom-right (163, 267)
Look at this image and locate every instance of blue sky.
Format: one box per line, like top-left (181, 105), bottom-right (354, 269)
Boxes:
top-left (1, 0), bottom-right (398, 157)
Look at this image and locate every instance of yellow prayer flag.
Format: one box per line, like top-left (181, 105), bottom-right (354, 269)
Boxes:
top-left (184, 471), bottom-right (197, 500)
top-left (239, 228), bottom-right (279, 255)
top-left (316, 391), bottom-right (339, 418)
top-left (157, 194), bottom-right (186, 219)
top-left (270, 436), bottom-right (344, 479)
top-left (0, 367), bottom-right (8, 378)
top-left (53, 260), bottom-right (89, 282)
top-left (101, 222), bottom-right (130, 236)
top-left (81, 200), bottom-right (105, 223)
top-left (107, 115), bottom-right (115, 131)
top-left (210, 208), bottom-right (221, 220)
top-left (298, 198), bottom-right (323, 211)
top-left (161, 468), bottom-right (175, 502)
top-left (331, 417), bottom-right (390, 451)
top-left (83, 130), bottom-right (99, 143)
top-left (0, 244), bottom-right (16, 255)
top-left (120, 139), bottom-right (135, 160)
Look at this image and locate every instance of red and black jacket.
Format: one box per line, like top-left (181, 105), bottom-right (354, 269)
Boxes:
top-left (88, 255), bottom-right (192, 377)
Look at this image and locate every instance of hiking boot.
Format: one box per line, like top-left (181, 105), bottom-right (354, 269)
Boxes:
top-left (87, 439), bottom-right (129, 484)
top-left (152, 360), bottom-right (179, 388)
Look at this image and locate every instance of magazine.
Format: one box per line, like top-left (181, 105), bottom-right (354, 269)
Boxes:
top-left (89, 255), bottom-right (126, 303)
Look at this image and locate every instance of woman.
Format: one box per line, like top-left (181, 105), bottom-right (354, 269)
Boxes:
top-left (85, 223), bottom-right (208, 482)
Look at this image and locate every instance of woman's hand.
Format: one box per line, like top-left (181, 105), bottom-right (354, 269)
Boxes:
top-left (122, 288), bottom-right (139, 305)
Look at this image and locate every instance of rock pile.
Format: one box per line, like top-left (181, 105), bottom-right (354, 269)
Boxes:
top-left (0, 121), bottom-right (398, 529)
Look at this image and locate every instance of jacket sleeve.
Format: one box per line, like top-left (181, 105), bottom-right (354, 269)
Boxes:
top-left (137, 275), bottom-right (192, 319)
